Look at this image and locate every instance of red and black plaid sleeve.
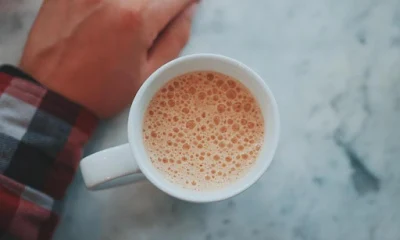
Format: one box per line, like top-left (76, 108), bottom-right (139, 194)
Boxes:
top-left (0, 65), bottom-right (98, 240)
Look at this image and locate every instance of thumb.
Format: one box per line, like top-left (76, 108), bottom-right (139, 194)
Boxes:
top-left (145, 2), bottom-right (197, 77)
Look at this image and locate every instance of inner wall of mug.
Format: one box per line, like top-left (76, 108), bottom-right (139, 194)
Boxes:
top-left (129, 54), bottom-right (279, 202)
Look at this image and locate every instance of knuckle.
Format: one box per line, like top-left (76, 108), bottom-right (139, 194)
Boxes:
top-left (118, 7), bottom-right (143, 30)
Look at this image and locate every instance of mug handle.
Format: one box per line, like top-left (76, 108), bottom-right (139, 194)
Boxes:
top-left (80, 144), bottom-right (144, 190)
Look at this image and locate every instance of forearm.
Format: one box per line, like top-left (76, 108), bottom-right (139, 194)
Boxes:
top-left (0, 65), bottom-right (97, 239)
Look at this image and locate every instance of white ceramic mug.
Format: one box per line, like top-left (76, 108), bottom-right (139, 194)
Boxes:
top-left (80, 54), bottom-right (280, 202)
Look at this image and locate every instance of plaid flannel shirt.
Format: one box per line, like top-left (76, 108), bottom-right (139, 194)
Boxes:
top-left (0, 65), bottom-right (97, 240)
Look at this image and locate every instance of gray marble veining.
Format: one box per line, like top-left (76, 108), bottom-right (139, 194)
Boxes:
top-left (1, 0), bottom-right (400, 239)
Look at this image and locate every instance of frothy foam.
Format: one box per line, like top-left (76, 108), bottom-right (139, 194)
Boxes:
top-left (143, 71), bottom-right (264, 191)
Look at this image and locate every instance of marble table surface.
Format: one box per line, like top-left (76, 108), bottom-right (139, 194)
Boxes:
top-left (2, 0), bottom-right (400, 239)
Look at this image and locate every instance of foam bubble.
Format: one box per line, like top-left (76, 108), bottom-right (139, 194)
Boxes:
top-left (168, 100), bottom-right (175, 107)
top-left (198, 92), bottom-right (206, 100)
top-left (186, 120), bottom-right (196, 129)
top-left (188, 87), bottom-right (196, 94)
top-left (226, 90), bottom-right (237, 99)
top-left (217, 104), bottom-right (226, 113)
top-left (143, 71), bottom-right (264, 191)
top-left (227, 80), bottom-right (236, 88)
top-left (247, 122), bottom-right (255, 129)
top-left (220, 126), bottom-right (227, 133)
top-left (244, 103), bottom-right (252, 112)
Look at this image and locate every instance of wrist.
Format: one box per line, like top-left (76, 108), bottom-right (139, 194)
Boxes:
top-left (0, 64), bottom-right (98, 198)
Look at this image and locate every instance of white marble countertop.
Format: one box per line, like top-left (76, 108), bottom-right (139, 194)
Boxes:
top-left (2, 0), bottom-right (400, 239)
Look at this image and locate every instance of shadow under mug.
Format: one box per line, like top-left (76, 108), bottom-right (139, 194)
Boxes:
top-left (80, 54), bottom-right (280, 203)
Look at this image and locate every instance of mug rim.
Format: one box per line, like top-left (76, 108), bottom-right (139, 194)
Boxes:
top-left (128, 53), bottom-right (280, 202)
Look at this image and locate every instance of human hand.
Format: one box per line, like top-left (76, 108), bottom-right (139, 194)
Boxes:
top-left (20, 0), bottom-right (198, 118)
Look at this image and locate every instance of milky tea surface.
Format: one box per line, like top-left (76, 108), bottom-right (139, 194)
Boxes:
top-left (143, 71), bottom-right (264, 190)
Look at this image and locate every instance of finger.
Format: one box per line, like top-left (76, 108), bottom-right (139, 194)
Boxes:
top-left (143, 0), bottom-right (197, 42)
top-left (146, 3), bottom-right (197, 76)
